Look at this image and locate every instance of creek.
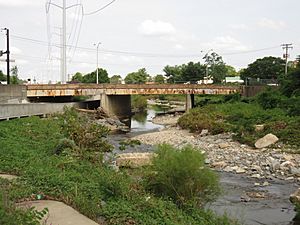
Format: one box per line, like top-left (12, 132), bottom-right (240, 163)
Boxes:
top-left (109, 107), bottom-right (299, 225)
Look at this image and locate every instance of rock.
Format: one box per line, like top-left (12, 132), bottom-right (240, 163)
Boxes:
top-left (255, 133), bottom-right (279, 149)
top-left (290, 188), bottom-right (300, 205)
top-left (283, 155), bottom-right (294, 161)
top-left (241, 194), bottom-right (251, 202)
top-left (218, 142), bottom-right (230, 149)
top-left (211, 161), bottom-right (227, 169)
top-left (251, 174), bottom-right (261, 179)
top-left (262, 181), bottom-right (270, 186)
top-left (270, 160), bottom-right (280, 172)
top-left (254, 183), bottom-right (260, 186)
top-left (0, 174), bottom-right (18, 181)
top-left (204, 159), bottom-right (211, 164)
top-left (290, 167), bottom-right (300, 177)
top-left (116, 153), bottom-right (157, 168)
top-left (255, 124), bottom-right (265, 132)
top-left (224, 166), bottom-right (234, 172)
top-left (200, 129), bottom-right (209, 136)
top-left (251, 165), bottom-right (262, 172)
top-left (235, 167), bottom-right (246, 174)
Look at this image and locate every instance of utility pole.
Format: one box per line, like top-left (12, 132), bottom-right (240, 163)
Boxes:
top-left (281, 43), bottom-right (293, 75)
top-left (0, 28), bottom-right (10, 84)
top-left (94, 42), bottom-right (101, 84)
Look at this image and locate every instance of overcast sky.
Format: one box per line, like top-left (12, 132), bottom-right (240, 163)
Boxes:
top-left (0, 0), bottom-right (299, 83)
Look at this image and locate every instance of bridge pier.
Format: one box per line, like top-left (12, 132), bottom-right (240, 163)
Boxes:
top-left (100, 94), bottom-right (131, 118)
top-left (185, 94), bottom-right (195, 111)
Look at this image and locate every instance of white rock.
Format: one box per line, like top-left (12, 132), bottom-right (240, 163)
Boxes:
top-left (255, 133), bottom-right (279, 149)
top-left (219, 143), bottom-right (230, 149)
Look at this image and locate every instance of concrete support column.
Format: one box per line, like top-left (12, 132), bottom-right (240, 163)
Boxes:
top-left (185, 94), bottom-right (195, 111)
top-left (100, 94), bottom-right (131, 118)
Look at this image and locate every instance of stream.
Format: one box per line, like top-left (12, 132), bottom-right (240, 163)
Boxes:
top-left (109, 107), bottom-right (300, 225)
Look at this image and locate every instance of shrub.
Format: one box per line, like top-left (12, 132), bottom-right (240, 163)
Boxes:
top-left (58, 107), bottom-right (112, 155)
top-left (132, 95), bottom-right (147, 111)
top-left (256, 89), bottom-right (284, 109)
top-left (144, 144), bottom-right (220, 207)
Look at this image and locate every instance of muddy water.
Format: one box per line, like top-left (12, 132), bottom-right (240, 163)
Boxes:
top-left (109, 108), bottom-right (300, 225)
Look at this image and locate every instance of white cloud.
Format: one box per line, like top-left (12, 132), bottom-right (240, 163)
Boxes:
top-left (229, 24), bottom-right (248, 30)
top-left (174, 44), bottom-right (184, 50)
top-left (11, 46), bottom-right (22, 54)
top-left (0, 0), bottom-right (40, 7)
top-left (120, 55), bottom-right (143, 64)
top-left (257, 18), bottom-right (285, 30)
top-left (15, 59), bottom-right (28, 65)
top-left (202, 36), bottom-right (250, 52)
top-left (138, 20), bottom-right (176, 37)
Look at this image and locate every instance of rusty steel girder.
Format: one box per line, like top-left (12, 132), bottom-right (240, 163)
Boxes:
top-left (26, 84), bottom-right (241, 97)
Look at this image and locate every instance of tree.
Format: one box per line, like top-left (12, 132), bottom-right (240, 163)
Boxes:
top-left (110, 75), bottom-right (122, 84)
top-left (125, 68), bottom-right (149, 84)
top-left (11, 66), bottom-right (20, 84)
top-left (71, 72), bottom-right (83, 82)
top-left (74, 68), bottom-right (109, 83)
top-left (181, 62), bottom-right (206, 83)
top-left (154, 74), bottom-right (165, 84)
top-left (225, 65), bottom-right (238, 77)
top-left (281, 66), bottom-right (300, 97)
top-left (163, 65), bottom-right (182, 83)
top-left (203, 52), bottom-right (227, 83)
top-left (0, 70), bottom-right (6, 81)
top-left (240, 56), bottom-right (285, 80)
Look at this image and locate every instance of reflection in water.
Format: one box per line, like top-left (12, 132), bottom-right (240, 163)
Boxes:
top-left (130, 109), bottom-right (163, 133)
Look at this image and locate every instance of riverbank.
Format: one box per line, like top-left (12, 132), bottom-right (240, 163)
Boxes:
top-left (131, 113), bottom-right (300, 225)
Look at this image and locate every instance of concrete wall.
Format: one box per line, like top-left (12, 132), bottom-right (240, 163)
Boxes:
top-left (0, 102), bottom-right (78, 120)
top-left (0, 85), bottom-right (27, 103)
top-left (101, 94), bottom-right (131, 118)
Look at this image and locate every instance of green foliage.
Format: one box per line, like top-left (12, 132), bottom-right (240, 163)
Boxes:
top-left (0, 70), bottom-right (6, 81)
top-left (163, 65), bottom-right (182, 83)
top-left (256, 89), bottom-right (284, 109)
top-left (131, 95), bottom-right (147, 111)
top-left (203, 52), bottom-right (228, 83)
top-left (178, 105), bottom-right (227, 134)
top-left (144, 144), bottom-right (220, 207)
top-left (0, 180), bottom-right (48, 225)
top-left (125, 68), bottom-right (149, 84)
top-left (280, 67), bottom-right (300, 97)
top-left (240, 56), bottom-right (285, 80)
top-left (71, 68), bottom-right (110, 83)
top-left (0, 116), bottom-right (238, 225)
top-left (57, 107), bottom-right (113, 161)
top-left (154, 74), bottom-right (165, 84)
top-left (110, 75), bottom-right (122, 84)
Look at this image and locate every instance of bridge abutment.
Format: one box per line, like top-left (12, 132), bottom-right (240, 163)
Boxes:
top-left (100, 94), bottom-right (131, 118)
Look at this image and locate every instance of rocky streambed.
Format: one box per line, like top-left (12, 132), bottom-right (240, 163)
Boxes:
top-left (123, 113), bottom-right (300, 225)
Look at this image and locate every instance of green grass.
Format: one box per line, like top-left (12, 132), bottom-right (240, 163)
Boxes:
top-left (0, 115), bottom-right (238, 224)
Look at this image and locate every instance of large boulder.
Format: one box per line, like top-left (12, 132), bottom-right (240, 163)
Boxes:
top-left (116, 153), bottom-right (157, 168)
top-left (255, 133), bottom-right (279, 149)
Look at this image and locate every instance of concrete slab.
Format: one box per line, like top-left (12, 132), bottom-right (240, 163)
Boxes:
top-left (0, 174), bottom-right (18, 181)
top-left (18, 200), bottom-right (99, 225)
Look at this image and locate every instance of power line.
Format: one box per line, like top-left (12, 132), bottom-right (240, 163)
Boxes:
top-left (83, 0), bottom-right (117, 16)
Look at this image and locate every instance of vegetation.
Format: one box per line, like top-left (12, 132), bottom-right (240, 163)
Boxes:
top-left (179, 66), bottom-right (300, 148)
top-left (144, 144), bottom-right (220, 207)
top-left (240, 56), bottom-right (285, 80)
top-left (131, 95), bottom-right (148, 111)
top-left (154, 74), bottom-right (165, 84)
top-left (110, 75), bottom-right (122, 84)
top-left (125, 68), bottom-right (150, 84)
top-left (71, 68), bottom-right (110, 83)
top-left (0, 111), bottom-right (237, 225)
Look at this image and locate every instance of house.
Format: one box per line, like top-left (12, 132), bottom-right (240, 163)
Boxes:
top-left (225, 76), bottom-right (244, 84)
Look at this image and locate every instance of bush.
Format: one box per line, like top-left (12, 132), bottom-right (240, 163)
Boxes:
top-left (178, 105), bottom-right (227, 134)
top-left (256, 89), bottom-right (284, 109)
top-left (58, 107), bottom-right (112, 155)
top-left (132, 95), bottom-right (147, 111)
top-left (144, 144), bottom-right (220, 207)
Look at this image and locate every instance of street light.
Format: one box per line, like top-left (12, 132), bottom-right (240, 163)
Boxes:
top-left (94, 42), bottom-right (101, 84)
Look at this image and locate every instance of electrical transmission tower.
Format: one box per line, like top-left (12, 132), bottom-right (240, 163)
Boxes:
top-left (281, 43), bottom-right (293, 75)
top-left (46, 0), bottom-right (83, 84)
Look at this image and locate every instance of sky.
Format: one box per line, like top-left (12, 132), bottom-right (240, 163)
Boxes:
top-left (0, 0), bottom-right (299, 83)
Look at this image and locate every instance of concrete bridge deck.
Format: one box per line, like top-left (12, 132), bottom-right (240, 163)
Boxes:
top-left (26, 84), bottom-right (241, 97)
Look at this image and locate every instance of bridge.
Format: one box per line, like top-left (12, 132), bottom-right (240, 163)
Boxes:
top-left (26, 84), bottom-right (241, 117)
